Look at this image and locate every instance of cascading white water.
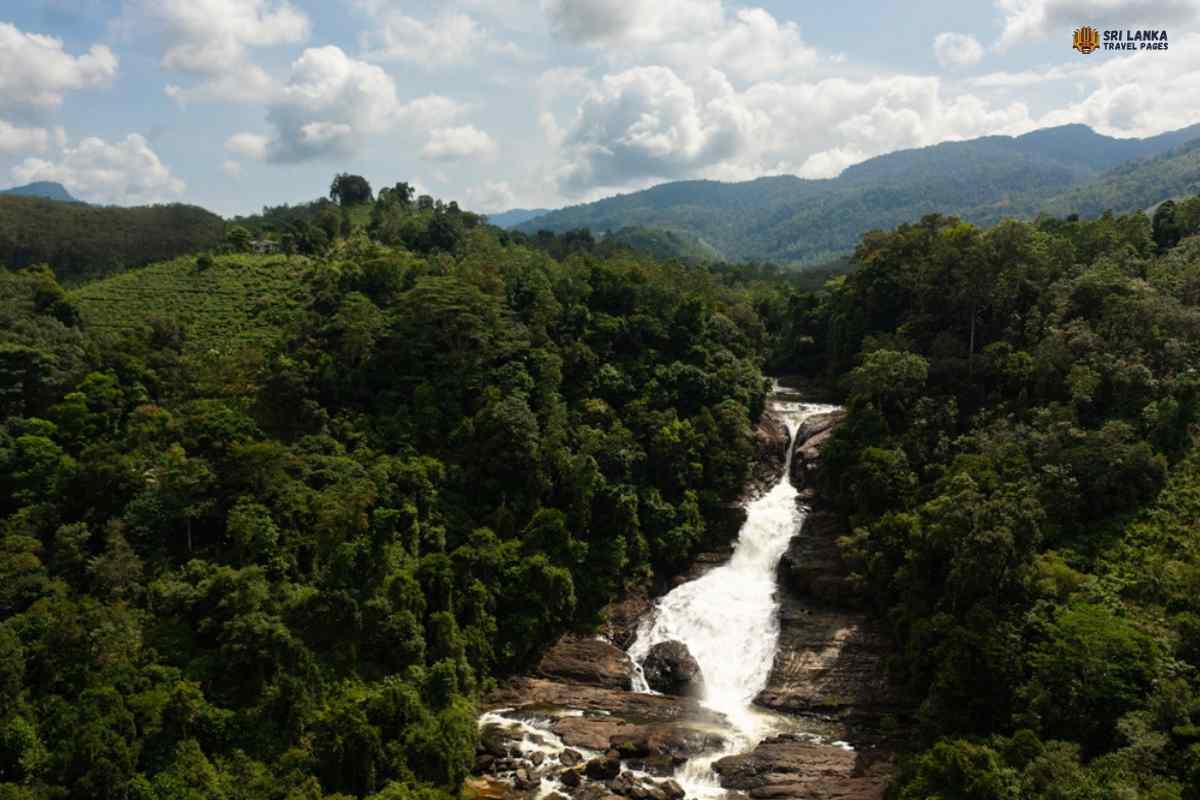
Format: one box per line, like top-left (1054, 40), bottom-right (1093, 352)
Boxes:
top-left (626, 397), bottom-right (840, 797)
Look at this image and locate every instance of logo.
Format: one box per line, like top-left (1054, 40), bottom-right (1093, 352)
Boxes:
top-left (1073, 26), bottom-right (1100, 54)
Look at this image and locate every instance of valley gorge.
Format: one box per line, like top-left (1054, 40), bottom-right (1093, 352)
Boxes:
top-left (469, 383), bottom-right (905, 800)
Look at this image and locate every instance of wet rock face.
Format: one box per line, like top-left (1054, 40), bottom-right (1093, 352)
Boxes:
top-left (754, 598), bottom-right (901, 720)
top-left (478, 722), bottom-right (526, 759)
top-left (749, 408), bottom-right (791, 498)
top-left (640, 640), bottom-right (705, 697)
top-left (789, 409), bottom-right (847, 489)
top-left (713, 734), bottom-right (892, 799)
top-left (759, 505), bottom-right (906, 721)
top-left (537, 635), bottom-right (635, 690)
top-left (777, 510), bottom-right (858, 607)
top-left (602, 589), bottom-right (653, 650)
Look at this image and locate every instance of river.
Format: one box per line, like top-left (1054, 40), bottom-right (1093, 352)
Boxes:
top-left (474, 392), bottom-right (845, 798)
top-left (625, 397), bottom-right (840, 797)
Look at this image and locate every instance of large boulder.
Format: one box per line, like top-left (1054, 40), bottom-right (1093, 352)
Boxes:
top-left (537, 635), bottom-right (634, 690)
top-left (584, 754), bottom-right (621, 780)
top-left (478, 722), bottom-right (524, 759)
top-left (641, 640), bottom-right (705, 697)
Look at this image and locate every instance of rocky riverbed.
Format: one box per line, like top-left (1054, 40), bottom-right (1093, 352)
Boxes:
top-left (469, 394), bottom-right (905, 800)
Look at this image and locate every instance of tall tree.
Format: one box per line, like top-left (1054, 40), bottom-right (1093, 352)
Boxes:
top-left (329, 174), bottom-right (374, 207)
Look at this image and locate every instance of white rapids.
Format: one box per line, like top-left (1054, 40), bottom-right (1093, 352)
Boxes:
top-left (626, 396), bottom-right (841, 797)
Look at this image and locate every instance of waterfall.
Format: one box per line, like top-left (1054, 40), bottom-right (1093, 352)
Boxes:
top-left (626, 397), bottom-right (840, 797)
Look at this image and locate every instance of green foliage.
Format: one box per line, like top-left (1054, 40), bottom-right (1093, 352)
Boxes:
top-left (0, 190), bottom-right (771, 799)
top-left (0, 196), bottom-right (225, 283)
top-left (69, 253), bottom-right (313, 354)
top-left (799, 209), bottom-right (1200, 797)
top-left (330, 175), bottom-right (374, 207)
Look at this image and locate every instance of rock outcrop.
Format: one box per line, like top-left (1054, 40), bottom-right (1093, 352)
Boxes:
top-left (713, 734), bottom-right (892, 799)
top-left (762, 411), bottom-right (908, 727)
top-left (478, 677), bottom-right (729, 795)
top-left (483, 677), bottom-right (725, 724)
top-left (776, 510), bottom-right (857, 606)
top-left (749, 408), bottom-right (791, 498)
top-left (640, 640), bottom-right (705, 697)
top-left (536, 635), bottom-right (634, 690)
top-left (789, 409), bottom-right (846, 488)
top-left (754, 598), bottom-right (903, 721)
top-left (602, 589), bottom-right (653, 649)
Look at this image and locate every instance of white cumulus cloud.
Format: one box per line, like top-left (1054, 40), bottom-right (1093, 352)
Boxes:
top-left (0, 120), bottom-right (50, 155)
top-left (558, 64), bottom-right (754, 192)
top-left (1031, 32), bottom-right (1200, 135)
top-left (122, 0), bottom-right (309, 103)
top-left (466, 179), bottom-right (520, 213)
top-left (544, 60), bottom-right (1045, 196)
top-left (422, 125), bottom-right (499, 161)
top-left (935, 32), bottom-right (985, 68)
top-left (543, 0), bottom-right (723, 46)
top-left (12, 133), bottom-right (185, 205)
top-left (995, 0), bottom-right (1199, 50)
top-left (225, 132), bottom-right (270, 160)
top-left (360, 11), bottom-right (483, 66)
top-left (228, 46), bottom-right (471, 163)
top-left (124, 0), bottom-right (309, 72)
top-left (0, 22), bottom-right (117, 112)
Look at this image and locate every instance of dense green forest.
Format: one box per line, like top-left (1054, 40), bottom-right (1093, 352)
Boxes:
top-left (6, 164), bottom-right (1200, 799)
top-left (0, 197), bottom-right (224, 284)
top-left (1032, 139), bottom-right (1200, 222)
top-left (518, 123), bottom-right (1200, 266)
top-left (0, 187), bottom-right (776, 799)
top-left (788, 206), bottom-right (1200, 797)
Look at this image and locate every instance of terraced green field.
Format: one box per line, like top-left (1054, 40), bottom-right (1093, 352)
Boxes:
top-left (70, 253), bottom-right (313, 353)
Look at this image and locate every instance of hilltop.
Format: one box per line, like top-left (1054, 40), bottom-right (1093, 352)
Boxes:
top-left (0, 181), bottom-right (77, 203)
top-left (0, 195), bottom-right (225, 283)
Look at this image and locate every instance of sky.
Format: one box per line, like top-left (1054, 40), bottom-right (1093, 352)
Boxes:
top-left (1, 0), bottom-right (1199, 217)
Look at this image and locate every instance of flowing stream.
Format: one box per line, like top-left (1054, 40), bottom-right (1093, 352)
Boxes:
top-left (626, 397), bottom-right (841, 797)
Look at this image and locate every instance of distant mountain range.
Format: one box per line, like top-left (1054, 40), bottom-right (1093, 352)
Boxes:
top-left (486, 208), bottom-right (551, 228)
top-left (513, 123), bottom-right (1200, 265)
top-left (0, 181), bottom-right (78, 203)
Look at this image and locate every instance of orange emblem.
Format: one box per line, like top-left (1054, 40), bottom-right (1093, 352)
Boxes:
top-left (1073, 26), bottom-right (1100, 54)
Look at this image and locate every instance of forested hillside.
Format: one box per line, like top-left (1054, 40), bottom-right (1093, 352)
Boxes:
top-left (781, 204), bottom-right (1200, 797)
top-left (0, 191), bottom-right (775, 800)
top-left (0, 197), bottom-right (225, 284)
top-left (5, 163), bottom-right (1200, 799)
top-left (519, 123), bottom-right (1200, 265)
top-left (70, 254), bottom-right (314, 354)
top-left (1034, 139), bottom-right (1200, 221)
